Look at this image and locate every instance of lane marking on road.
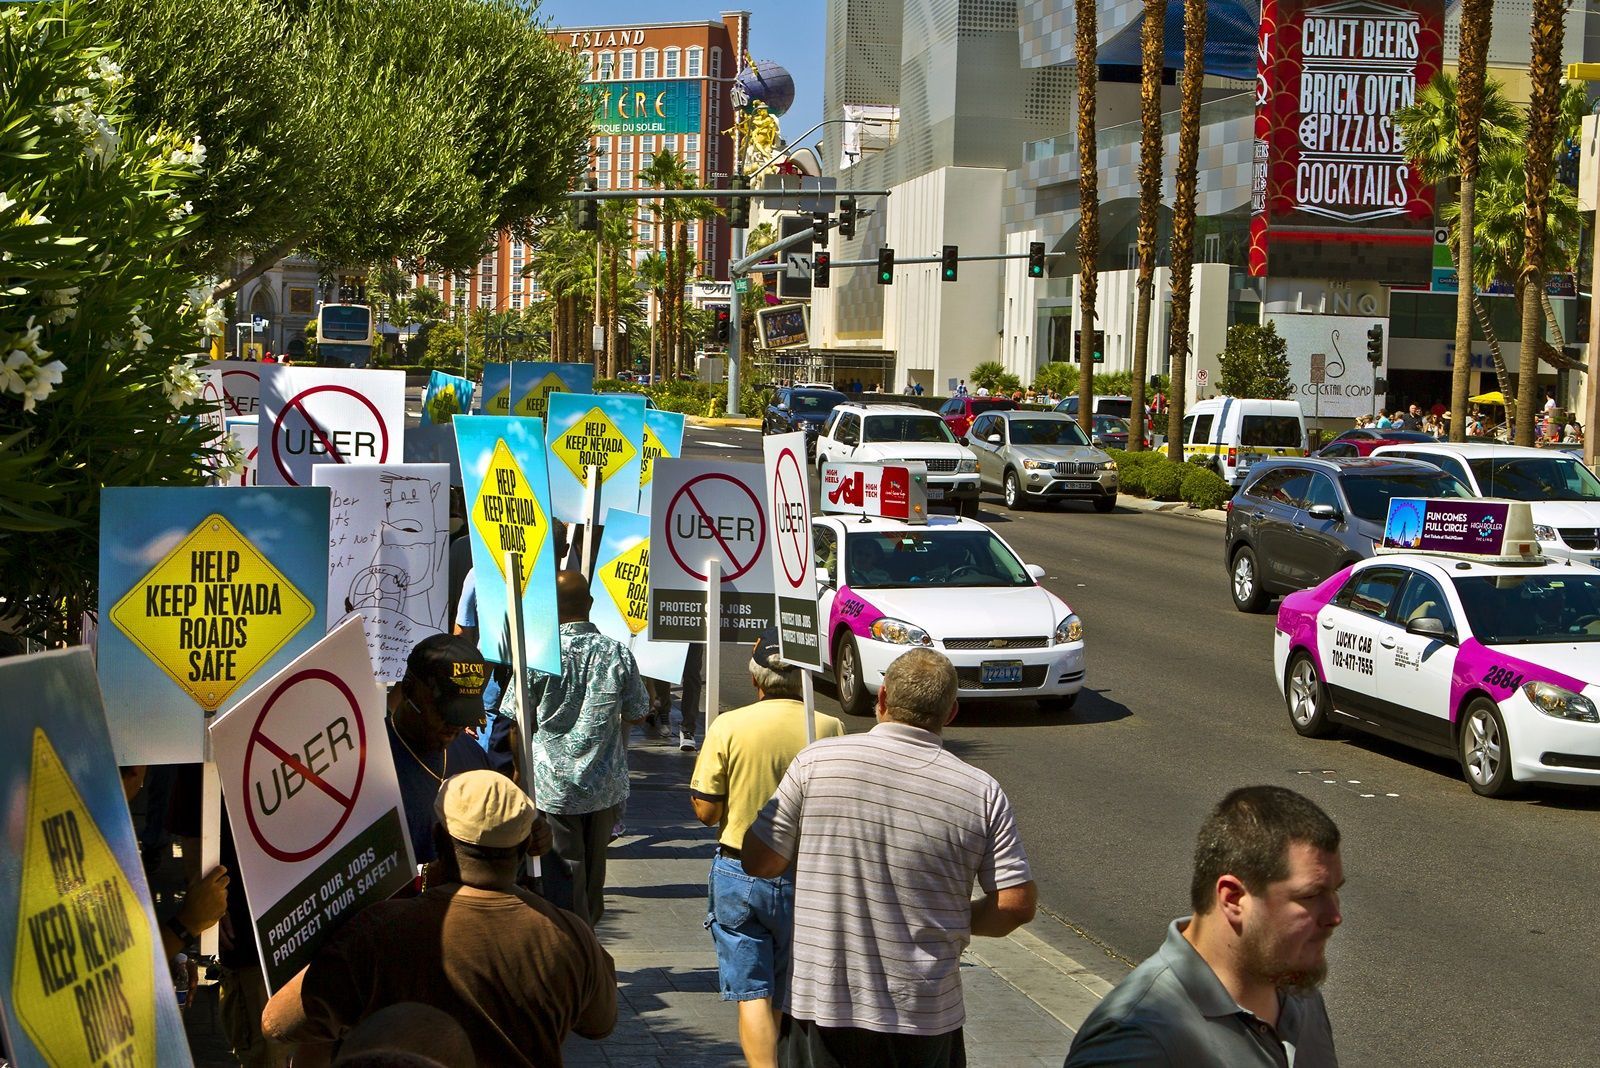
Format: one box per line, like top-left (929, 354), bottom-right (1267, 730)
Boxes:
top-left (1295, 768), bottom-right (1400, 799)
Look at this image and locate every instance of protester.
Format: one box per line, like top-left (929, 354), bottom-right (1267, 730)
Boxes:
top-left (743, 648), bottom-right (1037, 1065)
top-left (691, 633), bottom-right (846, 1068)
top-left (1064, 785), bottom-right (1341, 1067)
top-left (262, 771), bottom-right (617, 1066)
top-left (452, 568), bottom-right (515, 775)
top-left (1401, 403), bottom-right (1424, 431)
top-left (387, 634), bottom-right (493, 866)
top-left (527, 570), bottom-right (650, 926)
top-left (331, 1003), bottom-right (474, 1066)
top-left (647, 643), bottom-right (705, 751)
top-left (119, 766), bottom-right (231, 962)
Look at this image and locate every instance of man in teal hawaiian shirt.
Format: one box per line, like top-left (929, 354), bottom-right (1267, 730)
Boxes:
top-left (528, 570), bottom-right (650, 927)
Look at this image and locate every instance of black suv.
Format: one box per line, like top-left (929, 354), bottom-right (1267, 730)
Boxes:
top-left (1225, 456), bottom-right (1473, 612)
top-left (763, 387), bottom-right (848, 453)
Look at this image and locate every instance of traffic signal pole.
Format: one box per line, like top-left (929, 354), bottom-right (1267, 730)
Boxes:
top-left (725, 224), bottom-right (824, 415)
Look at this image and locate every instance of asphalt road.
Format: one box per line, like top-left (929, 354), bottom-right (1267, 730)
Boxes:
top-left (685, 424), bottom-right (1600, 1068)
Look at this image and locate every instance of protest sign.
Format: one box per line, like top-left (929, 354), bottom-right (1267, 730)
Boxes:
top-left (590, 508), bottom-right (690, 683)
top-left (647, 459), bottom-right (776, 642)
top-left (454, 416), bottom-right (561, 674)
top-left (0, 648), bottom-right (191, 1067)
top-left (639, 408), bottom-right (686, 514)
top-left (209, 617), bottom-right (413, 993)
top-left (481, 362), bottom-right (511, 416)
top-left (545, 392), bottom-right (646, 524)
top-left (403, 422), bottom-right (463, 487)
top-left (207, 359), bottom-right (263, 417)
top-left (509, 361), bottom-right (595, 421)
top-left (98, 487), bottom-right (329, 764)
top-left (313, 464), bottom-right (451, 681)
top-left (224, 416), bottom-right (258, 487)
top-left (421, 370), bottom-right (475, 425)
top-left (257, 365), bottom-right (406, 486)
top-left (763, 433), bottom-right (823, 669)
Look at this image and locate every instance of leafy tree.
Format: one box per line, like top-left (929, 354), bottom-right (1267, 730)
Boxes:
top-left (1, 2), bottom-right (227, 647)
top-left (101, 0), bottom-right (592, 298)
top-left (1217, 324), bottom-right (1292, 400)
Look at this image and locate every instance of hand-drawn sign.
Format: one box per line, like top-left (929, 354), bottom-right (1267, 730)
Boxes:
top-left (270, 385), bottom-right (391, 485)
top-left (665, 473), bottom-right (767, 582)
top-left (241, 667), bottom-right (367, 864)
top-left (221, 365), bottom-right (261, 416)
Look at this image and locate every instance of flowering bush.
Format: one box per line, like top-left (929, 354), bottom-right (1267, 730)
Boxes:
top-left (0, 2), bottom-right (227, 646)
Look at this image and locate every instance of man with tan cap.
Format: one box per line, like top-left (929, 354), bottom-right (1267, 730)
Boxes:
top-left (262, 770), bottom-right (617, 1066)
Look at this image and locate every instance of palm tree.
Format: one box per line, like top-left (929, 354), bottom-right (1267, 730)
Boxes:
top-left (1128, 0), bottom-right (1165, 451)
top-left (637, 250), bottom-right (669, 381)
top-left (640, 150), bottom-right (696, 375)
top-left (529, 220), bottom-right (596, 361)
top-left (598, 201), bottom-right (633, 377)
top-left (1165, 0), bottom-right (1205, 462)
top-left (1516, 0), bottom-right (1568, 445)
top-left (1074, 0), bottom-right (1099, 436)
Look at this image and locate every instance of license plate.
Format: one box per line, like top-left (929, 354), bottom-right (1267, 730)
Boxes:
top-left (926, 487), bottom-right (945, 500)
top-left (980, 660), bottom-right (1024, 685)
top-left (1059, 481), bottom-right (1095, 491)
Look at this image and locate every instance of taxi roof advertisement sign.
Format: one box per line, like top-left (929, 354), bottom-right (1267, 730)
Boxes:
top-left (764, 433), bottom-right (823, 670)
top-left (1379, 498), bottom-right (1538, 559)
top-left (0, 648), bottom-right (192, 1068)
top-left (1248, 0), bottom-right (1443, 282)
top-left (208, 617), bottom-right (415, 993)
top-left (819, 461), bottom-right (929, 523)
top-left (97, 487), bottom-right (330, 765)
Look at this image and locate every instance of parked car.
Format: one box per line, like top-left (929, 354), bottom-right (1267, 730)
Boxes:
top-left (1090, 414), bottom-right (1132, 450)
top-left (1315, 428), bottom-right (1436, 457)
top-left (1054, 394), bottom-right (1134, 420)
top-left (815, 403), bottom-right (981, 517)
top-left (763, 387), bottom-right (848, 454)
top-left (939, 395), bottom-right (1017, 438)
top-left (1371, 442), bottom-right (1600, 565)
top-left (1224, 456), bottom-right (1473, 612)
top-left (1182, 397), bottom-right (1306, 487)
top-left (966, 410), bottom-right (1118, 511)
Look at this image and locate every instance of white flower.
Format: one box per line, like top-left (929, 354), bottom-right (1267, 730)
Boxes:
top-left (0, 351), bottom-right (30, 395)
top-left (31, 359), bottom-right (64, 390)
top-left (46, 286), bottom-right (80, 324)
top-left (163, 356), bottom-right (204, 408)
top-left (200, 303), bottom-right (227, 337)
top-left (129, 313), bottom-right (153, 352)
top-left (212, 434), bottom-right (247, 481)
top-left (94, 56), bottom-right (125, 89)
top-left (168, 200), bottom-right (194, 221)
top-left (15, 316), bottom-right (44, 355)
top-left (0, 191), bottom-right (14, 214)
top-left (20, 210), bottom-right (49, 226)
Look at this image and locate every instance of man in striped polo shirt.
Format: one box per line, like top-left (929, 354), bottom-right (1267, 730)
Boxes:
top-left (742, 647), bottom-right (1037, 1066)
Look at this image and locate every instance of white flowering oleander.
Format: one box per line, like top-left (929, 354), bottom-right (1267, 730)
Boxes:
top-left (166, 135), bottom-right (206, 169)
top-left (168, 199), bottom-right (193, 221)
top-left (200, 303), bottom-right (227, 338)
top-left (212, 433), bottom-right (247, 482)
top-left (129, 308), bottom-right (153, 352)
top-left (45, 286), bottom-right (80, 325)
top-left (0, 316), bottom-right (65, 411)
top-left (162, 354), bottom-right (205, 408)
top-left (0, 191), bottom-right (15, 214)
top-left (46, 88), bottom-right (121, 165)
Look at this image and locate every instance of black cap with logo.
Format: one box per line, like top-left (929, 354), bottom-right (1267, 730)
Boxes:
top-left (406, 633), bottom-right (490, 726)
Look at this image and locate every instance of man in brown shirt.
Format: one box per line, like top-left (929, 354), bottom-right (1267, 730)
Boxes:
top-left (262, 771), bottom-right (617, 1066)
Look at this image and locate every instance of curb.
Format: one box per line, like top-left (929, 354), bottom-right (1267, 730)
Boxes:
top-left (687, 415), bottom-right (761, 428)
top-left (964, 924), bottom-right (1111, 1035)
top-left (1117, 495), bottom-right (1227, 525)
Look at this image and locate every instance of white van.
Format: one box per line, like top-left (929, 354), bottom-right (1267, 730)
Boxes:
top-left (1182, 397), bottom-right (1306, 486)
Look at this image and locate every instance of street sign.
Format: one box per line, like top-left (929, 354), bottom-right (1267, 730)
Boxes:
top-left (763, 434), bottom-right (822, 669)
top-left (776, 213), bottom-right (813, 302)
top-left (209, 617), bottom-right (414, 993)
top-left (258, 366), bottom-right (406, 487)
top-left (734, 277), bottom-right (750, 294)
top-left (797, 175), bottom-right (839, 215)
top-left (0, 648), bottom-right (192, 1068)
top-left (590, 508), bottom-right (689, 684)
top-left (545, 392), bottom-right (646, 524)
top-left (647, 460), bottom-right (776, 642)
top-left (1197, 368), bottom-right (1209, 386)
top-left (639, 409), bottom-right (686, 514)
top-left (252, 315), bottom-right (269, 332)
top-left (819, 461), bottom-right (930, 523)
top-left (786, 253), bottom-right (813, 280)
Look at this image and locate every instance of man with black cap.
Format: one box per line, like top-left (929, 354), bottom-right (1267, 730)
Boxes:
top-left (691, 632), bottom-right (844, 1068)
top-left (388, 633), bottom-right (495, 866)
top-left (262, 770), bottom-right (617, 1066)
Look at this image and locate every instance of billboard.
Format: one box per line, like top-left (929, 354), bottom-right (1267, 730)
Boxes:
top-left (1249, 0), bottom-right (1444, 282)
top-left (1266, 313), bottom-right (1388, 420)
top-left (584, 80), bottom-right (702, 135)
top-left (757, 305), bottom-right (810, 350)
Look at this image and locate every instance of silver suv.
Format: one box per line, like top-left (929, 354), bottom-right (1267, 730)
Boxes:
top-left (965, 410), bottom-right (1118, 512)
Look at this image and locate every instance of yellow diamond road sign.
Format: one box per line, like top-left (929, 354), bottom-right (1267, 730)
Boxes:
top-left (14, 729), bottom-right (158, 1067)
top-left (641, 424), bottom-right (668, 487)
top-left (553, 406), bottom-right (639, 484)
top-left (600, 539), bottom-right (651, 635)
top-left (513, 371), bottom-right (569, 421)
top-left (472, 439), bottom-right (549, 589)
top-left (108, 514), bottom-right (314, 711)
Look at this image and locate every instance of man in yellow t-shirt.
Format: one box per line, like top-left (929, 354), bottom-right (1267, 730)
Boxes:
top-left (690, 632), bottom-right (845, 1068)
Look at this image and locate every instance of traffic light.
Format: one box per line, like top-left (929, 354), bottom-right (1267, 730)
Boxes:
top-left (577, 184), bottom-right (597, 231)
top-left (838, 197), bottom-right (857, 240)
top-left (728, 174), bottom-right (749, 229)
top-left (811, 212), bottom-right (830, 244)
top-left (941, 245), bottom-right (959, 282)
top-left (877, 247), bottom-right (894, 285)
top-left (1028, 241), bottom-right (1046, 278)
top-left (1366, 323), bottom-right (1384, 366)
top-left (1075, 329), bottom-right (1105, 364)
top-left (713, 304), bottom-right (730, 342)
top-left (812, 251), bottom-right (831, 288)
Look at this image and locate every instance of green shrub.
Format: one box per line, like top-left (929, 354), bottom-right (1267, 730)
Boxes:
top-left (1116, 460), bottom-right (1146, 496)
top-left (1142, 460), bottom-right (1186, 500)
top-left (1180, 465), bottom-right (1233, 510)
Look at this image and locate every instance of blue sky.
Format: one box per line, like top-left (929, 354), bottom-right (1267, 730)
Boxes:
top-left (535, 1), bottom-right (826, 143)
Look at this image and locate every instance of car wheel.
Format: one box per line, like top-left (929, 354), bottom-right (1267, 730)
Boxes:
top-left (1003, 470), bottom-right (1027, 510)
top-left (1459, 697), bottom-right (1519, 798)
top-left (958, 496), bottom-right (980, 519)
top-left (1093, 494), bottom-right (1117, 514)
top-left (1037, 692), bottom-right (1078, 714)
top-left (1230, 546), bottom-right (1268, 613)
top-left (1285, 653), bottom-right (1337, 738)
top-left (833, 634), bottom-right (873, 717)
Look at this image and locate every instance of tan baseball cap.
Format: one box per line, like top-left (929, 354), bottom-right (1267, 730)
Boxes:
top-left (432, 770), bottom-right (535, 849)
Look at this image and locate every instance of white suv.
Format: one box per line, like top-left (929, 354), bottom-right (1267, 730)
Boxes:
top-left (1372, 442), bottom-right (1600, 564)
top-left (815, 403), bottom-right (981, 516)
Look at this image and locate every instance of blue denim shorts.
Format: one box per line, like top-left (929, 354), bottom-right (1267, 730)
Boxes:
top-left (704, 852), bottom-right (794, 1004)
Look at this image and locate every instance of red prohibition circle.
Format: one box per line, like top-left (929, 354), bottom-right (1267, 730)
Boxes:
top-left (666, 473), bottom-right (766, 582)
top-left (270, 384), bottom-right (391, 485)
top-left (241, 668), bottom-right (368, 863)
top-left (773, 448), bottom-right (809, 590)
top-left (221, 368), bottom-right (260, 416)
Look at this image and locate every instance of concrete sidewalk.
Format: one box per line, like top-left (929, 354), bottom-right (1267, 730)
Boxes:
top-left (563, 728), bottom-right (1114, 1067)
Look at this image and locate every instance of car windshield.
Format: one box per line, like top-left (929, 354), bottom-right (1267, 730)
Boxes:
top-left (791, 391), bottom-right (845, 412)
top-left (1097, 399), bottom-right (1133, 419)
top-left (1467, 456), bottom-right (1600, 502)
top-left (1009, 419), bottom-right (1089, 446)
top-left (1342, 470), bottom-right (1472, 522)
top-left (1094, 415), bottom-right (1129, 433)
top-left (845, 529), bottom-right (1032, 589)
top-left (862, 415), bottom-right (955, 444)
top-left (1241, 415), bottom-right (1302, 448)
top-left (1454, 574), bottom-right (1600, 644)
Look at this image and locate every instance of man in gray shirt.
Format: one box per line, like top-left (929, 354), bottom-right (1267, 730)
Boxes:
top-left (1065, 785), bottom-right (1342, 1067)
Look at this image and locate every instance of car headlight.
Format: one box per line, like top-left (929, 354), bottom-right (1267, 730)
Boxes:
top-left (1021, 458), bottom-right (1054, 470)
top-left (870, 617), bottom-right (933, 646)
top-left (1534, 524), bottom-right (1559, 543)
top-left (1097, 460), bottom-right (1117, 471)
top-left (1054, 613), bottom-right (1083, 644)
top-left (1523, 681), bottom-right (1599, 722)
top-left (957, 458), bottom-right (978, 474)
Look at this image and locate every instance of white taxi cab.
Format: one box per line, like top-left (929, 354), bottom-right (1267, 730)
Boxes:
top-left (1273, 497), bottom-right (1600, 797)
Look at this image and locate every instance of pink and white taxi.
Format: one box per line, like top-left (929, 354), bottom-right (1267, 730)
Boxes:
top-left (812, 512), bottom-right (1085, 716)
top-left (1273, 498), bottom-right (1600, 797)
